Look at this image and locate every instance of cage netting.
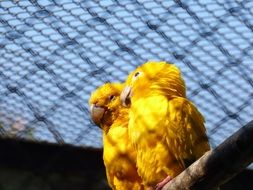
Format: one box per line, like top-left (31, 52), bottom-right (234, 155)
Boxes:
top-left (0, 0), bottom-right (253, 149)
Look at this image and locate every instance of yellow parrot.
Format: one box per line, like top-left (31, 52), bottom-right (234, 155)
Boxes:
top-left (89, 83), bottom-right (144, 190)
top-left (120, 61), bottom-right (210, 190)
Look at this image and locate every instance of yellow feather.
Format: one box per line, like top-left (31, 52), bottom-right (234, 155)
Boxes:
top-left (123, 61), bottom-right (210, 188)
top-left (89, 83), bottom-right (144, 190)
top-left (167, 97), bottom-right (210, 166)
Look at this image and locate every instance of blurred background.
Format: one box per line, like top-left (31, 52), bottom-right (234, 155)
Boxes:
top-left (0, 0), bottom-right (252, 189)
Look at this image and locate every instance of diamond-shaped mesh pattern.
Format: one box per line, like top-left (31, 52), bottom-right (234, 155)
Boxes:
top-left (0, 0), bottom-right (253, 148)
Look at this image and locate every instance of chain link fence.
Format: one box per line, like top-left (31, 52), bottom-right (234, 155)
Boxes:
top-left (0, 0), bottom-right (253, 150)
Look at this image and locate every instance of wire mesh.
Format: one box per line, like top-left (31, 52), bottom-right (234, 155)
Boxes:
top-left (0, 0), bottom-right (253, 150)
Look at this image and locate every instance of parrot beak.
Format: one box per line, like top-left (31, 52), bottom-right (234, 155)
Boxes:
top-left (90, 104), bottom-right (105, 126)
top-left (120, 86), bottom-right (132, 107)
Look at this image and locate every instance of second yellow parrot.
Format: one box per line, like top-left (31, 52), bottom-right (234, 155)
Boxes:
top-left (89, 83), bottom-right (144, 190)
top-left (121, 61), bottom-right (210, 190)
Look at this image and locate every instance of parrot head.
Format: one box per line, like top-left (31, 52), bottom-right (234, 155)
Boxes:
top-left (121, 61), bottom-right (186, 107)
top-left (89, 83), bottom-right (125, 129)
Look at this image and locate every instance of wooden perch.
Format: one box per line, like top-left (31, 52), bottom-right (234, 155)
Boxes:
top-left (163, 120), bottom-right (253, 190)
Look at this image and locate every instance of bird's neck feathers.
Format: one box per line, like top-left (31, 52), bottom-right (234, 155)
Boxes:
top-left (101, 106), bottom-right (128, 133)
top-left (113, 107), bottom-right (129, 124)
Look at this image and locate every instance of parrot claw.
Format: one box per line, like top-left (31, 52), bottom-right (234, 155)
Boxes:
top-left (155, 176), bottom-right (172, 190)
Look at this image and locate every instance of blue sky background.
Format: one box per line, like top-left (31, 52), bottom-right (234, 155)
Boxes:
top-left (0, 0), bottom-right (253, 170)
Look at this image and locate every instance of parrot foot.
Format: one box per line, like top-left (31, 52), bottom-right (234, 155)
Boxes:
top-left (155, 176), bottom-right (172, 190)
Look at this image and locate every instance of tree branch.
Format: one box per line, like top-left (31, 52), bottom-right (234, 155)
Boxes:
top-left (163, 120), bottom-right (253, 190)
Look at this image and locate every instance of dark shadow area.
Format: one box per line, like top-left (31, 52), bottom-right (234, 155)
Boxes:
top-left (0, 137), bottom-right (252, 190)
top-left (0, 137), bottom-right (110, 190)
top-left (221, 169), bottom-right (253, 190)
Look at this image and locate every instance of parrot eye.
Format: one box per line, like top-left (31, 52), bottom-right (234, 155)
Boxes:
top-left (109, 95), bottom-right (115, 101)
top-left (133, 72), bottom-right (142, 81)
top-left (134, 72), bottom-right (140, 77)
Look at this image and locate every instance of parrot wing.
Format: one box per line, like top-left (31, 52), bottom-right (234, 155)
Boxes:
top-left (167, 97), bottom-right (211, 168)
